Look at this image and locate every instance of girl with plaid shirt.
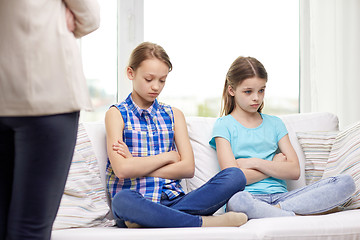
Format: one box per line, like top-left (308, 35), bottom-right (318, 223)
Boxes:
top-left (105, 42), bottom-right (248, 228)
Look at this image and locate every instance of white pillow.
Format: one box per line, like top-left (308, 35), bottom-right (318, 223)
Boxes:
top-left (53, 124), bottom-right (115, 230)
top-left (185, 116), bottom-right (225, 214)
top-left (82, 121), bottom-right (108, 189)
top-left (322, 121), bottom-right (360, 210)
top-left (185, 116), bottom-right (219, 192)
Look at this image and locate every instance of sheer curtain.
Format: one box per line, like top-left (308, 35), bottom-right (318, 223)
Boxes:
top-left (300, 0), bottom-right (360, 129)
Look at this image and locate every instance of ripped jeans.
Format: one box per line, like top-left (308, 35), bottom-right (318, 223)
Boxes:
top-left (227, 174), bottom-right (356, 219)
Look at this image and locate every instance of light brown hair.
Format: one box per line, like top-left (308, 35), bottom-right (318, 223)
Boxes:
top-left (128, 42), bottom-right (172, 72)
top-left (220, 56), bottom-right (268, 116)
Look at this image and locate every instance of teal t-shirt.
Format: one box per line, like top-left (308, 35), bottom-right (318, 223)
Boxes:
top-left (209, 113), bottom-right (288, 194)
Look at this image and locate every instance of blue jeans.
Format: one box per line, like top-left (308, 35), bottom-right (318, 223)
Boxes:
top-left (0, 112), bottom-right (80, 240)
top-left (227, 174), bottom-right (356, 219)
top-left (111, 167), bottom-right (246, 228)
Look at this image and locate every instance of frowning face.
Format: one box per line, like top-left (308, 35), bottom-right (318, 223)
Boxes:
top-left (127, 58), bottom-right (169, 109)
top-left (228, 77), bottom-right (267, 114)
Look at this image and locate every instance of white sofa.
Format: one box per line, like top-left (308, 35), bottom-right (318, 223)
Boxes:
top-left (52, 112), bottom-right (360, 240)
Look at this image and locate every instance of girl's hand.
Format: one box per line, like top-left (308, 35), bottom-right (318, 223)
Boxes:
top-left (165, 150), bottom-right (181, 164)
top-left (272, 153), bottom-right (287, 162)
top-left (113, 140), bottom-right (132, 158)
top-left (65, 7), bottom-right (76, 32)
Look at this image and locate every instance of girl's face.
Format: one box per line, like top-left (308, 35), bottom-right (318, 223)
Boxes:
top-left (127, 58), bottom-right (169, 109)
top-left (228, 77), bottom-right (267, 114)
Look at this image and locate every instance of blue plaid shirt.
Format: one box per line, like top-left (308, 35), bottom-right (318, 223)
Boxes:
top-left (106, 94), bottom-right (185, 203)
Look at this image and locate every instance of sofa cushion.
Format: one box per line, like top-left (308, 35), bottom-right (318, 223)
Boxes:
top-left (239, 209), bottom-right (360, 240)
top-left (51, 225), bottom-right (258, 240)
top-left (185, 116), bottom-right (219, 193)
top-left (322, 121), bottom-right (360, 210)
top-left (296, 131), bottom-right (337, 185)
top-left (52, 210), bottom-right (360, 240)
top-left (53, 124), bottom-right (114, 230)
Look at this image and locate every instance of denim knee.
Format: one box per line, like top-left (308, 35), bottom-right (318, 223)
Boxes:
top-left (221, 167), bottom-right (246, 193)
top-left (227, 191), bottom-right (254, 213)
top-left (112, 189), bottom-right (140, 220)
top-left (336, 174), bottom-right (356, 197)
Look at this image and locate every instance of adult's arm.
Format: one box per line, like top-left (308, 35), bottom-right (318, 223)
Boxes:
top-left (63, 0), bottom-right (100, 38)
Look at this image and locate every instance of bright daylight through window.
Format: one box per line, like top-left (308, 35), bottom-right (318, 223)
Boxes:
top-left (80, 1), bottom-right (117, 122)
top-left (144, 0), bottom-right (299, 117)
top-left (80, 0), bottom-right (299, 121)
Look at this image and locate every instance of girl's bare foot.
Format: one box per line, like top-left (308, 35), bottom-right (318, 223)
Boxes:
top-left (202, 212), bottom-right (248, 227)
top-left (125, 221), bottom-right (142, 228)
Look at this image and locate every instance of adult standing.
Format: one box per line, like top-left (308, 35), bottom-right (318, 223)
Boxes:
top-left (0, 1), bottom-right (100, 239)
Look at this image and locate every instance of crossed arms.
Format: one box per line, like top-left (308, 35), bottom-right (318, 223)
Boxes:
top-left (105, 106), bottom-right (195, 180)
top-left (214, 136), bottom-right (300, 185)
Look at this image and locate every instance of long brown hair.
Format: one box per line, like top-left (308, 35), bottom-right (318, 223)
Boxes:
top-left (128, 42), bottom-right (172, 72)
top-left (220, 56), bottom-right (268, 116)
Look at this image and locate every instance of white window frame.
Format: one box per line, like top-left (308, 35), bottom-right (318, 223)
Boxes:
top-left (117, 0), bottom-right (144, 101)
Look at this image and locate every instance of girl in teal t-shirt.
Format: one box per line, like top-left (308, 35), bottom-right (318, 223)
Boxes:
top-left (210, 56), bottom-right (356, 219)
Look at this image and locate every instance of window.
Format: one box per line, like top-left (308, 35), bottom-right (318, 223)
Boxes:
top-left (80, 1), bottom-right (117, 122)
top-left (144, 0), bottom-right (299, 116)
top-left (81, 0), bottom-right (299, 121)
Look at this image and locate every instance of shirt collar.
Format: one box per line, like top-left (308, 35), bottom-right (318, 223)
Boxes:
top-left (125, 93), bottom-right (160, 118)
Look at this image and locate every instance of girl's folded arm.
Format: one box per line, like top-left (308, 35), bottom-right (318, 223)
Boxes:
top-left (105, 107), bottom-right (176, 179)
top-left (147, 107), bottom-right (195, 179)
top-left (214, 137), bottom-right (268, 185)
top-left (237, 135), bottom-right (300, 180)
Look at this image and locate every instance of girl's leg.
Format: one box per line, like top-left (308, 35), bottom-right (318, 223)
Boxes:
top-left (227, 191), bottom-right (295, 219)
top-left (112, 167), bottom-right (248, 228)
top-left (276, 174), bottom-right (356, 215)
top-left (112, 189), bottom-right (202, 228)
top-left (163, 167), bottom-right (246, 216)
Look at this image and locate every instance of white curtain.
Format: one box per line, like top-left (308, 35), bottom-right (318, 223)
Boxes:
top-left (300, 0), bottom-right (360, 129)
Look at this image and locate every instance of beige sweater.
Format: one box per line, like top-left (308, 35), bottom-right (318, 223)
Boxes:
top-left (0, 0), bottom-right (100, 116)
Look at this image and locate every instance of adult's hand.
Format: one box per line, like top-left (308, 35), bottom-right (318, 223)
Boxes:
top-left (65, 7), bottom-right (75, 32)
